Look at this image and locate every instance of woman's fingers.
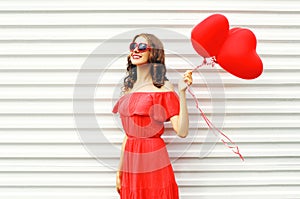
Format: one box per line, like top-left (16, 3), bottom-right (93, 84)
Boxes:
top-left (178, 70), bottom-right (193, 91)
top-left (116, 171), bottom-right (122, 194)
top-left (116, 183), bottom-right (121, 194)
top-left (183, 70), bottom-right (193, 86)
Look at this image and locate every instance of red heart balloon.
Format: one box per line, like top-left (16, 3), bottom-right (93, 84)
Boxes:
top-left (191, 14), bottom-right (229, 57)
top-left (216, 28), bottom-right (263, 79)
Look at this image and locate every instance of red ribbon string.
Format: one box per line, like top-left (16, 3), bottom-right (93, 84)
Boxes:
top-left (187, 58), bottom-right (245, 161)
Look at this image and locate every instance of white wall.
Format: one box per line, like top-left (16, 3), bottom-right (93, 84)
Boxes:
top-left (0, 0), bottom-right (299, 198)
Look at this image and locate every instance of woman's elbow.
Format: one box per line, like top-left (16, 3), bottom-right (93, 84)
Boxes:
top-left (177, 131), bottom-right (188, 138)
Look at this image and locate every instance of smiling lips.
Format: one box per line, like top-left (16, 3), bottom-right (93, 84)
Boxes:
top-left (132, 54), bottom-right (142, 59)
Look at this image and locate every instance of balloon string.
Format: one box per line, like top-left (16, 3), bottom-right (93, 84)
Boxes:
top-left (187, 58), bottom-right (244, 161)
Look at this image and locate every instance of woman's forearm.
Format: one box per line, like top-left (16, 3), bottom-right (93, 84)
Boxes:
top-left (172, 69), bottom-right (192, 138)
top-left (177, 90), bottom-right (189, 138)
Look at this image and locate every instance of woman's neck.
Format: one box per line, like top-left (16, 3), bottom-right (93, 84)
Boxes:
top-left (135, 64), bottom-right (152, 84)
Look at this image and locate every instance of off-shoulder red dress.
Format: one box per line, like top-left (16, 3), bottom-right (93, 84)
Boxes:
top-left (112, 91), bottom-right (180, 199)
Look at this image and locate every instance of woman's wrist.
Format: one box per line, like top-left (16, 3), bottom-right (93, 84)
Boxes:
top-left (178, 89), bottom-right (187, 95)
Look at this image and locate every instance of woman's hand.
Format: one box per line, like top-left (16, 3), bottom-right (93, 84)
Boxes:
top-left (116, 171), bottom-right (122, 194)
top-left (178, 70), bottom-right (193, 92)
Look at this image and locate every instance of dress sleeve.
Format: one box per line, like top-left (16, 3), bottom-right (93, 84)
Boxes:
top-left (151, 92), bottom-right (180, 122)
top-left (112, 100), bottom-right (119, 114)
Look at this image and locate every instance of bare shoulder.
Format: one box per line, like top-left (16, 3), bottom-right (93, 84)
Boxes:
top-left (163, 80), bottom-right (175, 91)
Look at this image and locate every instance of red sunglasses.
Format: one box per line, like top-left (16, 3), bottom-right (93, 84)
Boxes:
top-left (129, 42), bottom-right (151, 52)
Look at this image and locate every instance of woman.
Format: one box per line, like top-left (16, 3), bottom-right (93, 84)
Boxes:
top-left (112, 33), bottom-right (193, 199)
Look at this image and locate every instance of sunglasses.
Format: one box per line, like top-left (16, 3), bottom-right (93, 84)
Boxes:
top-left (129, 42), bottom-right (151, 52)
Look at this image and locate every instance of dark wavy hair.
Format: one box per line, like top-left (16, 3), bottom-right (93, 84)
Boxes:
top-left (122, 33), bottom-right (168, 93)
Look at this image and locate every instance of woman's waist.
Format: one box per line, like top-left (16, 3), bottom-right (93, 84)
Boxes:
top-left (125, 135), bottom-right (166, 152)
top-left (126, 135), bottom-right (163, 140)
top-left (123, 125), bottom-right (164, 137)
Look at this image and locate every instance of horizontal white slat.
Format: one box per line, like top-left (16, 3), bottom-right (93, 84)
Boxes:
top-left (0, 171), bottom-right (299, 186)
top-left (0, 56), bottom-right (299, 70)
top-left (0, 157), bottom-right (299, 171)
top-left (0, 188), bottom-right (114, 199)
top-left (178, 172), bottom-right (300, 186)
top-left (0, 142), bottom-right (299, 158)
top-left (0, 114), bottom-right (299, 128)
top-left (0, 85), bottom-right (299, 99)
top-left (0, 70), bottom-right (299, 85)
top-left (0, 98), bottom-right (299, 114)
top-left (180, 186), bottom-right (300, 198)
top-left (0, 27), bottom-right (299, 41)
top-left (1, 159), bottom-right (300, 172)
top-left (0, 187), bottom-right (298, 199)
top-left (0, 41), bottom-right (298, 55)
top-left (0, 42), bottom-right (100, 55)
top-left (0, 172), bottom-right (111, 186)
top-left (0, 13), bottom-right (299, 26)
top-left (0, 128), bottom-right (300, 143)
top-left (0, 0), bottom-right (298, 12)
top-left (0, 186), bottom-right (298, 199)
top-left (173, 158), bottom-right (300, 172)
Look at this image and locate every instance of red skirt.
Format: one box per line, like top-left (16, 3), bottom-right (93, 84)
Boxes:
top-left (120, 137), bottom-right (179, 199)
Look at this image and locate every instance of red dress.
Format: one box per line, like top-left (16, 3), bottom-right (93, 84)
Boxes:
top-left (112, 91), bottom-right (180, 199)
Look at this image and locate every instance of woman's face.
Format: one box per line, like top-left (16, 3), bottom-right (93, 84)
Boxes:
top-left (130, 36), bottom-right (150, 66)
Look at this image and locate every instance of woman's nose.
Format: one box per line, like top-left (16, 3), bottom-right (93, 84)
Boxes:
top-left (133, 46), bottom-right (139, 52)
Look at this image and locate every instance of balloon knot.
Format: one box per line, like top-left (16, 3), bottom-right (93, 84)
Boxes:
top-left (192, 56), bottom-right (217, 71)
top-left (203, 57), bottom-right (217, 67)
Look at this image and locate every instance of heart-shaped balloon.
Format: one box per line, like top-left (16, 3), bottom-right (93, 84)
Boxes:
top-left (191, 14), bottom-right (229, 57)
top-left (216, 28), bottom-right (263, 79)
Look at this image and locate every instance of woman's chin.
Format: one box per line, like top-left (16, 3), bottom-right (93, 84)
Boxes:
top-left (131, 60), bottom-right (148, 66)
